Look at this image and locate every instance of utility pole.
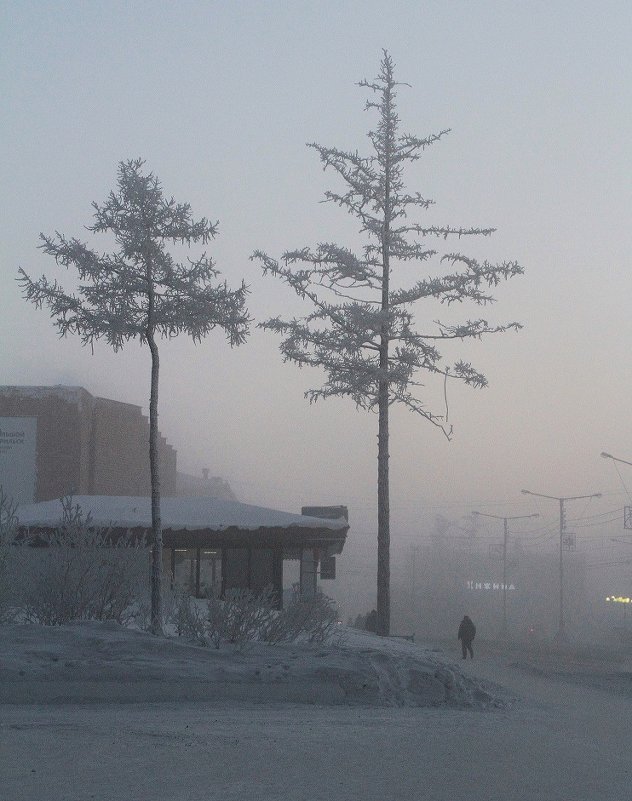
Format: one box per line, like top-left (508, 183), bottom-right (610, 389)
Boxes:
top-left (521, 489), bottom-right (601, 641)
top-left (472, 511), bottom-right (538, 638)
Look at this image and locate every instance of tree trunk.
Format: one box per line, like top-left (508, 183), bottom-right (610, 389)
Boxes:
top-left (377, 106), bottom-right (392, 637)
top-left (145, 243), bottom-right (163, 636)
top-left (376, 376), bottom-right (390, 636)
top-left (147, 329), bottom-right (163, 635)
top-left (377, 73), bottom-right (396, 637)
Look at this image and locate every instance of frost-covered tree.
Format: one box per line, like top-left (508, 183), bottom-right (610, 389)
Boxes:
top-left (253, 53), bottom-right (523, 636)
top-left (18, 159), bottom-right (250, 634)
top-left (0, 486), bottom-right (18, 619)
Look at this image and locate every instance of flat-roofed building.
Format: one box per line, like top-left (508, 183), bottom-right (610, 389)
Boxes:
top-left (0, 385), bottom-right (176, 502)
top-left (17, 495), bottom-right (349, 605)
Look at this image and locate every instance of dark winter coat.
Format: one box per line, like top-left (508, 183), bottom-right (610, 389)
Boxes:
top-left (458, 616), bottom-right (476, 644)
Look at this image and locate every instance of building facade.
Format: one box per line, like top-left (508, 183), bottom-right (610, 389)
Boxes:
top-left (0, 386), bottom-right (176, 503)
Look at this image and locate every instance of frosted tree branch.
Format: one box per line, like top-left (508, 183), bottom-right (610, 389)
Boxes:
top-left (252, 51), bottom-right (524, 636)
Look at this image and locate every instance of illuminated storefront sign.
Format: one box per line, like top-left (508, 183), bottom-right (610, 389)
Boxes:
top-left (466, 580), bottom-right (516, 591)
top-left (606, 596), bottom-right (631, 604)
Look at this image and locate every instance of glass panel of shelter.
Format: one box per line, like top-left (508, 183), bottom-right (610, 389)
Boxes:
top-left (199, 549), bottom-right (221, 597)
top-left (223, 547), bottom-right (249, 591)
top-left (282, 546), bottom-right (301, 606)
top-left (249, 548), bottom-right (275, 593)
top-left (223, 547), bottom-right (279, 603)
top-left (163, 545), bottom-right (315, 608)
top-left (173, 548), bottom-right (199, 595)
top-left (163, 547), bottom-right (222, 598)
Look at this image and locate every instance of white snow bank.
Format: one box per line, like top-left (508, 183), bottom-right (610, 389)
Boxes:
top-left (0, 622), bottom-right (503, 708)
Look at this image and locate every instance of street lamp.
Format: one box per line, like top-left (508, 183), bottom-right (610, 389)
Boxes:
top-left (472, 511), bottom-right (539, 638)
top-left (601, 452), bottom-right (632, 467)
top-left (601, 452), bottom-right (632, 529)
top-left (521, 489), bottom-right (601, 641)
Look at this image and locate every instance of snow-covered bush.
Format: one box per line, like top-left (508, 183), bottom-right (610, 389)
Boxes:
top-left (170, 587), bottom-right (209, 646)
top-left (0, 487), bottom-right (19, 621)
top-left (129, 577), bottom-right (191, 632)
top-left (170, 586), bottom-right (339, 649)
top-left (206, 587), bottom-right (278, 649)
top-left (261, 591), bottom-right (338, 644)
top-left (13, 496), bottom-right (149, 626)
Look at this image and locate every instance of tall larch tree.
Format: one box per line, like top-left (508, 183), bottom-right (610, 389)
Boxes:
top-left (19, 159), bottom-right (250, 634)
top-left (253, 53), bottom-right (523, 636)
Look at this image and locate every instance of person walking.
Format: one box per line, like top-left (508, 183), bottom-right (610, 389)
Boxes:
top-left (458, 615), bottom-right (476, 659)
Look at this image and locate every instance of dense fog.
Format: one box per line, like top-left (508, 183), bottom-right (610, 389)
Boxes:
top-left (3, 2), bottom-right (630, 645)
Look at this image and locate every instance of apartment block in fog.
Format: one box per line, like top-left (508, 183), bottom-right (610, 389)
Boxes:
top-left (0, 385), bottom-right (176, 503)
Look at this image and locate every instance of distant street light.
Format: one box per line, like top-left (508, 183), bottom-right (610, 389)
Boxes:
top-left (601, 452), bottom-right (632, 529)
top-left (472, 511), bottom-right (539, 638)
top-left (521, 489), bottom-right (601, 642)
top-left (601, 452), bottom-right (632, 468)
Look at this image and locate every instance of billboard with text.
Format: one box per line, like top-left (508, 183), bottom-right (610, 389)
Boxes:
top-left (0, 417), bottom-right (37, 504)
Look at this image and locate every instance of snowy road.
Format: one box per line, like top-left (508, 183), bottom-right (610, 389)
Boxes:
top-left (2, 648), bottom-right (630, 801)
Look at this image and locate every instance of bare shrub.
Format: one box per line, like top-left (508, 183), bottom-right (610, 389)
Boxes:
top-left (194, 585), bottom-right (339, 648)
top-left (131, 578), bottom-right (183, 632)
top-left (161, 583), bottom-right (339, 649)
top-left (170, 588), bottom-right (209, 646)
top-left (205, 594), bottom-right (227, 649)
top-left (206, 587), bottom-right (278, 649)
top-left (14, 496), bottom-right (149, 626)
top-left (0, 486), bottom-right (19, 620)
top-left (261, 590), bottom-right (339, 644)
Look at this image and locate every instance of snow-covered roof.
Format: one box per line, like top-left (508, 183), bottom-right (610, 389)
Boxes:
top-left (16, 496), bottom-right (349, 533)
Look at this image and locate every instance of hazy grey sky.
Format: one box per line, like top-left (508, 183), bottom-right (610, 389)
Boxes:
top-left (2, 1), bottom-right (631, 545)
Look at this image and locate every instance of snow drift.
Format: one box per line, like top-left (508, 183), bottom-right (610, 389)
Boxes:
top-left (0, 622), bottom-right (502, 708)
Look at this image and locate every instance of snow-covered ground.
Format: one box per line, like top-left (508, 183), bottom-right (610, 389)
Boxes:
top-left (0, 622), bottom-right (500, 707)
top-left (1, 623), bottom-right (631, 801)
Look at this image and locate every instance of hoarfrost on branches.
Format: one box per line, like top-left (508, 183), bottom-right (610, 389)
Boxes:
top-left (253, 52), bottom-right (523, 635)
top-left (18, 159), bottom-right (250, 634)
